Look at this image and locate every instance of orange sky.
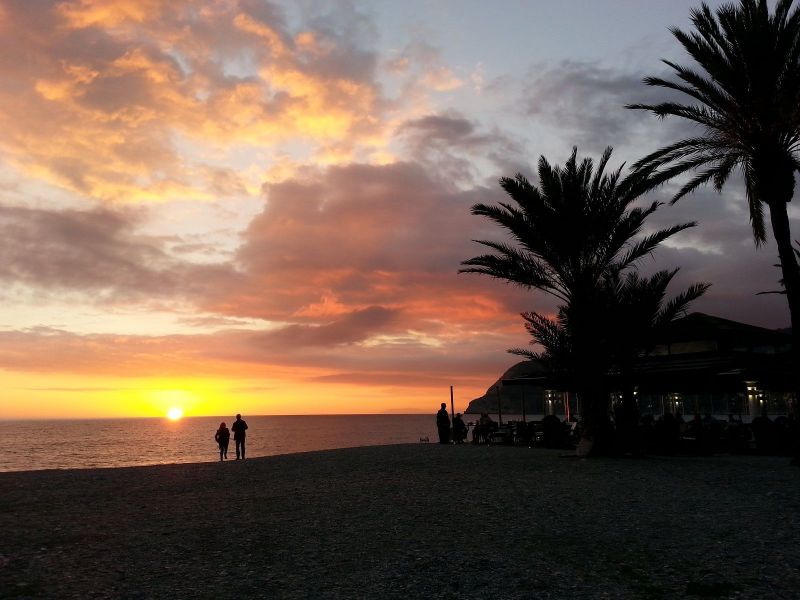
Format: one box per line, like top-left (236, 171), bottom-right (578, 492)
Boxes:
top-left (0, 1), bottom-right (793, 419)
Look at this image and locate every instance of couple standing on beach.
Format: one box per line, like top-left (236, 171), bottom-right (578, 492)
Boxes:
top-left (214, 414), bottom-right (248, 461)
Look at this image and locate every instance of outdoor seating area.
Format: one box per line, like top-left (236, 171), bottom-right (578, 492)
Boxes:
top-left (645, 413), bottom-right (797, 456)
top-left (464, 411), bottom-right (797, 456)
top-left (466, 415), bottom-right (576, 449)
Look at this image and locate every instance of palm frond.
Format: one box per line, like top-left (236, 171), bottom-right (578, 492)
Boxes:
top-left (616, 222), bottom-right (697, 270)
top-left (629, 0), bottom-right (800, 249)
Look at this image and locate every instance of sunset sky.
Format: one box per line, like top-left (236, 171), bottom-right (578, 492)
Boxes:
top-left (1, 0), bottom-right (795, 419)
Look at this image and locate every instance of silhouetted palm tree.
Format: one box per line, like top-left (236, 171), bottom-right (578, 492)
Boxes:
top-left (513, 270), bottom-right (708, 453)
top-left (629, 0), bottom-right (800, 379)
top-left (461, 147), bottom-right (707, 452)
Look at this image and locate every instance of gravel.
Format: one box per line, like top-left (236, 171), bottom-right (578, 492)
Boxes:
top-left (1, 444), bottom-right (798, 599)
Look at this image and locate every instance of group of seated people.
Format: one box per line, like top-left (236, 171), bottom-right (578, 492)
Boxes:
top-left (466, 413), bottom-right (574, 447)
top-left (469, 413), bottom-right (499, 444)
top-left (639, 411), bottom-right (796, 455)
top-left (458, 410), bottom-right (797, 455)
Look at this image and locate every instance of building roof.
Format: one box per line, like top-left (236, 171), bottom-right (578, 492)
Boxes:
top-left (658, 312), bottom-right (790, 350)
top-left (499, 313), bottom-right (794, 392)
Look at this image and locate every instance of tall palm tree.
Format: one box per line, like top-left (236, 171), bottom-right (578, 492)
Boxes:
top-left (461, 147), bottom-right (706, 452)
top-left (628, 0), bottom-right (800, 384)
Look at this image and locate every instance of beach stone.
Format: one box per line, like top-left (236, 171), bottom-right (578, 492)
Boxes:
top-left (1, 446), bottom-right (799, 599)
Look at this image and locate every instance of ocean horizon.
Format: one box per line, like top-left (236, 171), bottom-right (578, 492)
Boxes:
top-left (0, 413), bottom-right (529, 473)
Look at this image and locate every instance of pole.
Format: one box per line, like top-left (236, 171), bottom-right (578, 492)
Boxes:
top-left (497, 385), bottom-right (503, 425)
top-left (521, 384), bottom-right (527, 423)
top-left (450, 385), bottom-right (455, 443)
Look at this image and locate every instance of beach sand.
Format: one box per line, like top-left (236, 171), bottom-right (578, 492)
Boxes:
top-left (1, 444), bottom-right (798, 599)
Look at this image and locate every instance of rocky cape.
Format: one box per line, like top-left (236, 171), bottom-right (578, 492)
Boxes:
top-left (465, 360), bottom-right (551, 415)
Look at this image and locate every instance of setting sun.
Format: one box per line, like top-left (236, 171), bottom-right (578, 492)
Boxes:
top-left (166, 407), bottom-right (183, 421)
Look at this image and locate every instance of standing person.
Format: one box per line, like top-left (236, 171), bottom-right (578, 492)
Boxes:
top-left (231, 414), bottom-right (248, 460)
top-left (214, 422), bottom-right (230, 461)
top-left (436, 403), bottom-right (450, 444)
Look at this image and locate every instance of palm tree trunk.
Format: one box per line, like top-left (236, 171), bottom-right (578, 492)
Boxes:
top-left (767, 198), bottom-right (800, 377)
top-left (575, 371), bottom-right (612, 457)
top-left (618, 373), bottom-right (641, 455)
top-left (766, 197), bottom-right (800, 465)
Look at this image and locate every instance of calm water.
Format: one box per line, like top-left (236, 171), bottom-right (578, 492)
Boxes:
top-left (0, 414), bottom-right (493, 473)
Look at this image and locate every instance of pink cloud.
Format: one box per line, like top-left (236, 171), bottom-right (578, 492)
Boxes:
top-left (0, 325), bottom-right (517, 391)
top-left (228, 161), bottom-right (534, 327)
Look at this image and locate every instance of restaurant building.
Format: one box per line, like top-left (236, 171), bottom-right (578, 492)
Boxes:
top-left (493, 313), bottom-right (794, 420)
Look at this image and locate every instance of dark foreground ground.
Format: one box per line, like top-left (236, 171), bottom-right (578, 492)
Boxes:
top-left (1, 445), bottom-right (798, 599)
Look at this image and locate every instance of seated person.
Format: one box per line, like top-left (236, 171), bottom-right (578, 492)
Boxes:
top-left (452, 413), bottom-right (468, 443)
top-left (472, 412), bottom-right (496, 444)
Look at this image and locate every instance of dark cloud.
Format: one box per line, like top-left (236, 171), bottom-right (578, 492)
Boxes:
top-left (628, 179), bottom-right (797, 329)
top-left (0, 204), bottom-right (240, 302)
top-left (309, 371), bottom-right (470, 387)
top-left (401, 114), bottom-right (476, 143)
top-left (522, 60), bottom-right (699, 156)
top-left (248, 306), bottom-right (401, 348)
top-left (397, 112), bottom-right (526, 183)
top-left (0, 205), bottom-right (168, 293)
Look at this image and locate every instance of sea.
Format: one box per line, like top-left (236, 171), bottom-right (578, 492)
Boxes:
top-left (0, 413), bottom-right (524, 473)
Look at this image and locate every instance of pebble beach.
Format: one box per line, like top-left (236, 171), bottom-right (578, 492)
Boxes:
top-left (1, 444), bottom-right (798, 599)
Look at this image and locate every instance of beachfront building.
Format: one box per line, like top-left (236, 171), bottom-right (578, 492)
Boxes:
top-left (632, 313), bottom-right (793, 419)
top-left (469, 313), bottom-right (794, 421)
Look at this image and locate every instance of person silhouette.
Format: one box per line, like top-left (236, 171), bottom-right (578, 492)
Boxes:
top-left (231, 414), bottom-right (248, 459)
top-left (214, 422), bottom-right (230, 461)
top-left (453, 413), bottom-right (467, 443)
top-left (436, 403), bottom-right (450, 444)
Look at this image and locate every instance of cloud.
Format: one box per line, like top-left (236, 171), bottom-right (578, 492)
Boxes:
top-left (521, 60), bottom-right (699, 156)
top-left (510, 60), bottom-right (799, 331)
top-left (630, 179), bottom-right (798, 329)
top-left (0, 158), bottom-right (542, 387)
top-left (248, 306), bottom-right (401, 348)
top-left (0, 159), bottom-right (541, 350)
top-left (0, 154), bottom-right (793, 395)
top-left (386, 37), bottom-right (464, 93)
top-left (402, 114), bottom-right (477, 143)
top-left (397, 112), bottom-right (527, 184)
top-left (0, 324), bottom-right (517, 390)
top-left (0, 204), bottom-right (166, 292)
top-left (422, 66), bottom-right (463, 91)
top-left (0, 0), bottom-right (390, 201)
top-left (230, 160), bottom-right (534, 326)
top-left (0, 203), bottom-right (240, 302)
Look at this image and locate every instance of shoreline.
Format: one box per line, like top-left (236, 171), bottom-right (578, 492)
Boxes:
top-left (2, 444), bottom-right (798, 599)
top-left (0, 441), bottom-right (422, 475)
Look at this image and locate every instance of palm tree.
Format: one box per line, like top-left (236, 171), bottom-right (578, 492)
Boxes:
top-left (511, 270), bottom-right (708, 454)
top-left (461, 147), bottom-right (706, 452)
top-left (628, 0), bottom-right (800, 386)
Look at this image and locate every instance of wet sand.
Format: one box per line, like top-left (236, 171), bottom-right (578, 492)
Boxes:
top-left (1, 444), bottom-right (798, 599)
